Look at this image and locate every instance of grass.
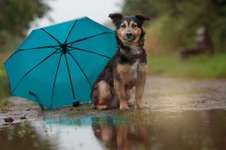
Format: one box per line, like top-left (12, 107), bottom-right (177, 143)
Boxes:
top-left (148, 52), bottom-right (226, 79)
top-left (145, 16), bottom-right (226, 79)
top-left (0, 52), bottom-right (10, 110)
top-left (0, 72), bottom-right (9, 110)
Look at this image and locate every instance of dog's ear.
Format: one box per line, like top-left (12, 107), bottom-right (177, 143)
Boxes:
top-left (135, 14), bottom-right (150, 25)
top-left (109, 13), bottom-right (123, 25)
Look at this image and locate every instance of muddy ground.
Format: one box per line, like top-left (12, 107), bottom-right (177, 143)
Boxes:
top-left (1, 76), bottom-right (226, 125)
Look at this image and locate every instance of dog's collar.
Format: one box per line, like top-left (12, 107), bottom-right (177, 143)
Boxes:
top-left (117, 47), bottom-right (146, 64)
top-left (119, 51), bottom-right (145, 60)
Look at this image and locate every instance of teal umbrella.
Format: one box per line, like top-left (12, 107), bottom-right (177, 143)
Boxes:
top-left (4, 17), bottom-right (117, 109)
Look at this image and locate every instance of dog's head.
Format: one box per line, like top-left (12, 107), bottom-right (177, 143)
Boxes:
top-left (109, 13), bottom-right (150, 45)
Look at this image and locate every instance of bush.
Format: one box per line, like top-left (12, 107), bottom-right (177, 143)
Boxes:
top-left (123, 0), bottom-right (226, 53)
top-left (0, 64), bottom-right (9, 108)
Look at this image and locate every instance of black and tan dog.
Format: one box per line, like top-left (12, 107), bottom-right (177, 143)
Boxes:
top-left (92, 13), bottom-right (150, 110)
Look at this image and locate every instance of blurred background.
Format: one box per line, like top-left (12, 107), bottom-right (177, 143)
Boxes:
top-left (0, 0), bottom-right (226, 107)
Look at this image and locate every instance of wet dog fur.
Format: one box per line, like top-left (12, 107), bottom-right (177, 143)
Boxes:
top-left (91, 13), bottom-right (150, 110)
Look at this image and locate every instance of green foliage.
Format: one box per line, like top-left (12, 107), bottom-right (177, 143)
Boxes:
top-left (0, 52), bottom-right (9, 108)
top-left (0, 0), bottom-right (50, 51)
top-left (0, 0), bottom-right (49, 36)
top-left (0, 72), bottom-right (9, 109)
top-left (122, 0), bottom-right (226, 52)
top-left (149, 53), bottom-right (226, 78)
top-left (122, 0), bottom-right (158, 17)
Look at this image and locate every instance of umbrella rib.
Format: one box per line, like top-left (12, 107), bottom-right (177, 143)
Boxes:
top-left (64, 54), bottom-right (76, 100)
top-left (18, 45), bottom-right (59, 51)
top-left (68, 46), bottom-right (111, 59)
top-left (41, 28), bottom-right (62, 45)
top-left (68, 52), bottom-right (92, 87)
top-left (50, 53), bottom-right (63, 108)
top-left (12, 49), bottom-right (58, 93)
top-left (7, 46), bottom-right (59, 60)
top-left (64, 20), bottom-right (77, 44)
top-left (66, 32), bottom-right (111, 45)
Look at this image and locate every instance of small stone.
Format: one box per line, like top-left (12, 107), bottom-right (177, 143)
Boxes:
top-left (4, 117), bottom-right (14, 123)
top-left (20, 116), bottom-right (26, 120)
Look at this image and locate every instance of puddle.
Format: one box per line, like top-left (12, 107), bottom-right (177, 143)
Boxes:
top-left (1, 110), bottom-right (226, 150)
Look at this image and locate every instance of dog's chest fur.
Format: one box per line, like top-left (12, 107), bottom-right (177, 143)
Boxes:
top-left (114, 45), bottom-right (146, 87)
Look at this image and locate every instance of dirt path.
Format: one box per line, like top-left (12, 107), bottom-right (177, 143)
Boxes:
top-left (1, 76), bottom-right (226, 125)
top-left (144, 76), bottom-right (226, 111)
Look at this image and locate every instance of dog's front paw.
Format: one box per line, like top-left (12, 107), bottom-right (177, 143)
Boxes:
top-left (134, 103), bottom-right (145, 109)
top-left (120, 101), bottom-right (129, 110)
top-left (96, 105), bottom-right (108, 110)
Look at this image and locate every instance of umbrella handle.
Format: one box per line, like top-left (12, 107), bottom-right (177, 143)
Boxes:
top-left (72, 101), bottom-right (80, 107)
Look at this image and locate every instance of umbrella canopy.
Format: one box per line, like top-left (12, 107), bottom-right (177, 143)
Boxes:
top-left (4, 17), bottom-right (117, 109)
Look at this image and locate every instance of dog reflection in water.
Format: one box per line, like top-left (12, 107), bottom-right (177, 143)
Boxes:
top-left (92, 117), bottom-right (150, 150)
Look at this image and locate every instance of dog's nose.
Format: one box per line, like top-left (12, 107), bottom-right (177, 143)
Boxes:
top-left (126, 33), bottom-right (133, 38)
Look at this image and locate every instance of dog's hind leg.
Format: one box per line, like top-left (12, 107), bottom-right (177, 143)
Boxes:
top-left (135, 64), bottom-right (147, 109)
top-left (92, 80), bottom-right (112, 110)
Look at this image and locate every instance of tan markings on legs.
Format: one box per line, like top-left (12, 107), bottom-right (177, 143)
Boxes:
top-left (135, 64), bottom-right (148, 109)
top-left (115, 64), bottom-right (132, 110)
top-left (114, 79), bottom-right (130, 110)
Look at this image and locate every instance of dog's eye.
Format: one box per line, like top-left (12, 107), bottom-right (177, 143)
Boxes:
top-left (120, 24), bottom-right (126, 28)
top-left (132, 24), bottom-right (137, 28)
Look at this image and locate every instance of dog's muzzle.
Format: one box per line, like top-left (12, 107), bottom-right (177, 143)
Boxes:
top-left (124, 32), bottom-right (135, 41)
